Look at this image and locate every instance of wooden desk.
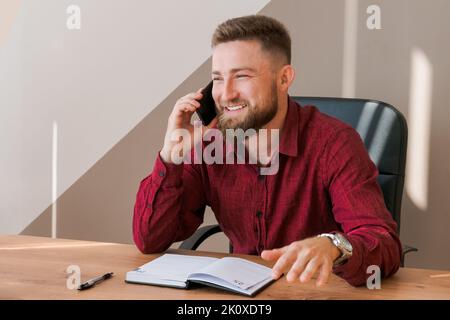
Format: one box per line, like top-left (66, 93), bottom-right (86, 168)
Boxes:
top-left (1, 235), bottom-right (449, 300)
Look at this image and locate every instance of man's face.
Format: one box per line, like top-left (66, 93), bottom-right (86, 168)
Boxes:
top-left (211, 40), bottom-right (279, 134)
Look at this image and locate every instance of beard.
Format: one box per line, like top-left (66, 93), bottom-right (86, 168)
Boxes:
top-left (216, 81), bottom-right (278, 135)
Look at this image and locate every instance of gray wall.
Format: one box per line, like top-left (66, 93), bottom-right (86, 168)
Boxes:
top-left (1, 0), bottom-right (449, 270)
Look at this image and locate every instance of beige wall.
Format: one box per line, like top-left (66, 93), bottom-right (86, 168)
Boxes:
top-left (0, 0), bottom-right (269, 235)
top-left (2, 0), bottom-right (449, 270)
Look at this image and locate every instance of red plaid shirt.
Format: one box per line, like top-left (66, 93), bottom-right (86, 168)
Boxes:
top-left (133, 97), bottom-right (402, 286)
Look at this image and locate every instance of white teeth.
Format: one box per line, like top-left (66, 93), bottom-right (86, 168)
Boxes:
top-left (226, 104), bottom-right (246, 111)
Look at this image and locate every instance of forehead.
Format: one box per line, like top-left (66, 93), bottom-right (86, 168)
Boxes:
top-left (212, 40), bottom-right (271, 73)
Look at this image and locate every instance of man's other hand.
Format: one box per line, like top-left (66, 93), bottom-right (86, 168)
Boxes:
top-left (261, 237), bottom-right (341, 287)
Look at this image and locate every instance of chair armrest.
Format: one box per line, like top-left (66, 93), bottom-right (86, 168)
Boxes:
top-left (401, 244), bottom-right (418, 267)
top-left (178, 224), bottom-right (222, 250)
top-left (180, 226), bottom-right (419, 261)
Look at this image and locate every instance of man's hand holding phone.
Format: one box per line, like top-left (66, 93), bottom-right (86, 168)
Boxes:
top-left (160, 84), bottom-right (217, 164)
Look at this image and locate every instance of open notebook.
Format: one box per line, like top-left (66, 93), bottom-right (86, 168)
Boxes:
top-left (125, 254), bottom-right (275, 297)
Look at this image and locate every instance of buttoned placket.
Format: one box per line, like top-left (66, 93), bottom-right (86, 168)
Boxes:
top-left (255, 168), bottom-right (267, 254)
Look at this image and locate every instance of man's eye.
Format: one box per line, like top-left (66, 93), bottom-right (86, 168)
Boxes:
top-left (236, 75), bottom-right (249, 78)
top-left (212, 78), bottom-right (222, 81)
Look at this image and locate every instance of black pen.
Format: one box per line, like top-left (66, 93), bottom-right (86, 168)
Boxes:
top-left (77, 272), bottom-right (114, 290)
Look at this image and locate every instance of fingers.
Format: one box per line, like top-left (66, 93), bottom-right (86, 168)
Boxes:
top-left (184, 91), bottom-right (203, 100)
top-left (178, 94), bottom-right (202, 107)
top-left (285, 253), bottom-right (309, 282)
top-left (261, 248), bottom-right (285, 262)
top-left (177, 98), bottom-right (200, 111)
top-left (267, 239), bottom-right (334, 286)
top-left (299, 258), bottom-right (320, 283)
top-left (163, 89), bottom-right (207, 159)
top-left (169, 88), bottom-right (208, 126)
top-left (196, 86), bottom-right (205, 94)
top-left (177, 92), bottom-right (202, 108)
top-left (173, 96), bottom-right (201, 115)
top-left (287, 257), bottom-right (331, 286)
top-left (271, 247), bottom-right (297, 279)
top-left (316, 261), bottom-right (332, 287)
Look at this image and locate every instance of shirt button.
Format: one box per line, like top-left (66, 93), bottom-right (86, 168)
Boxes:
top-left (159, 171), bottom-right (165, 177)
top-left (256, 211), bottom-right (262, 217)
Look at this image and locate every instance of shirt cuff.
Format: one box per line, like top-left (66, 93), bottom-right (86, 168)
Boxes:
top-left (151, 152), bottom-right (183, 187)
top-left (332, 234), bottom-right (364, 285)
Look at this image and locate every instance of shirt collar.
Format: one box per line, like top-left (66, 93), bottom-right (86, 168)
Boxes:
top-left (278, 96), bottom-right (299, 157)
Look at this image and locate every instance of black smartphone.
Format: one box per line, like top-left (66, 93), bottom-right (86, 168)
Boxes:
top-left (196, 80), bottom-right (216, 126)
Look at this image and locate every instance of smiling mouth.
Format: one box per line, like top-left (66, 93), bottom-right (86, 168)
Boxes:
top-left (224, 104), bottom-right (247, 112)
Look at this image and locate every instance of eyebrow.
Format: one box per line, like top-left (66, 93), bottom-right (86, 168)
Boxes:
top-left (212, 67), bottom-right (257, 75)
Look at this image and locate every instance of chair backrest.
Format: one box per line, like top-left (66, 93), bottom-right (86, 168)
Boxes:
top-left (292, 97), bottom-right (408, 232)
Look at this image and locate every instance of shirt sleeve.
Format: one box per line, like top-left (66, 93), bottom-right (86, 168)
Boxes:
top-left (132, 152), bottom-right (207, 253)
top-left (322, 127), bottom-right (402, 286)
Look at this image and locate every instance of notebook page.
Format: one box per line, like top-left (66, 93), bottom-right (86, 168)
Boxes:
top-left (133, 254), bottom-right (218, 282)
top-left (188, 273), bottom-right (274, 296)
top-left (189, 257), bottom-right (272, 290)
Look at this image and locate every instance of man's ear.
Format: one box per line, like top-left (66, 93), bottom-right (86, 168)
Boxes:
top-left (279, 65), bottom-right (295, 90)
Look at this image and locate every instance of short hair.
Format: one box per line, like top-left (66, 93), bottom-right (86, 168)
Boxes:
top-left (211, 15), bottom-right (291, 66)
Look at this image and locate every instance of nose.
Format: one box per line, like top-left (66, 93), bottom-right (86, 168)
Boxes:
top-left (221, 78), bottom-right (239, 103)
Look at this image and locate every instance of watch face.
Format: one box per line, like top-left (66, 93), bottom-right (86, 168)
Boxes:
top-left (336, 233), bottom-right (353, 252)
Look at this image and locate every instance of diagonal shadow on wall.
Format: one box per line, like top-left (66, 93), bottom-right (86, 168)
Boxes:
top-left (21, 58), bottom-right (215, 244)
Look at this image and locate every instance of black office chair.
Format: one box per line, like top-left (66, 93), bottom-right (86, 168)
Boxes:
top-left (179, 97), bottom-right (417, 267)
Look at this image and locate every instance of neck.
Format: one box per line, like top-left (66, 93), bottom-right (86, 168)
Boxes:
top-left (263, 94), bottom-right (289, 131)
top-left (246, 94), bottom-right (289, 166)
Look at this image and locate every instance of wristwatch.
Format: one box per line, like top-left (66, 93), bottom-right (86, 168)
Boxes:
top-left (317, 232), bottom-right (353, 266)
